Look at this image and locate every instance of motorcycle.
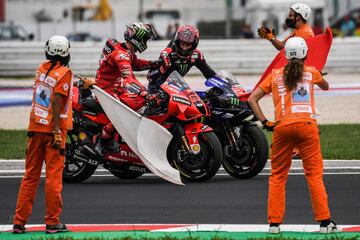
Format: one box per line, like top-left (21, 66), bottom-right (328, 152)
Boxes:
top-left (196, 71), bottom-right (269, 179)
top-left (64, 71), bottom-right (223, 183)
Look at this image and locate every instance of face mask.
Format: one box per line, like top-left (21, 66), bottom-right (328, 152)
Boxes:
top-left (286, 18), bottom-right (296, 28)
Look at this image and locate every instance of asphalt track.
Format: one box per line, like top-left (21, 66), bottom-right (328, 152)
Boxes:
top-left (1, 174), bottom-right (359, 225)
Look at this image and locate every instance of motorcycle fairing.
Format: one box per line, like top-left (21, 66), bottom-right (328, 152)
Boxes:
top-left (105, 143), bottom-right (143, 164)
top-left (161, 71), bottom-right (209, 121)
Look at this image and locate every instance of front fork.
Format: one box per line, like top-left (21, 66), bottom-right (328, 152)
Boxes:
top-left (175, 122), bottom-right (212, 155)
top-left (224, 124), bottom-right (242, 157)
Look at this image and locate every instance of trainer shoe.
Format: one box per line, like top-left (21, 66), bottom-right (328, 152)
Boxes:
top-left (269, 223), bottom-right (280, 234)
top-left (12, 224), bottom-right (26, 234)
top-left (320, 220), bottom-right (342, 233)
top-left (45, 223), bottom-right (69, 234)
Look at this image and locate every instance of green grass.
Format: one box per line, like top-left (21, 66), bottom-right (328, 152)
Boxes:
top-left (263, 124), bottom-right (360, 159)
top-left (0, 130), bottom-right (27, 159)
top-left (0, 124), bottom-right (360, 159)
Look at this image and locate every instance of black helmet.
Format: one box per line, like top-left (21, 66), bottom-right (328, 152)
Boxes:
top-left (124, 23), bottom-right (156, 53)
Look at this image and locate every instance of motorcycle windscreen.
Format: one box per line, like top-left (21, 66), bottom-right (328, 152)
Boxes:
top-left (91, 86), bottom-right (184, 185)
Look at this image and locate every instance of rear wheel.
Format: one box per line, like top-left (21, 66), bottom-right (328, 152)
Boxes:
top-left (167, 132), bottom-right (222, 182)
top-left (222, 125), bottom-right (268, 179)
top-left (63, 131), bottom-right (98, 183)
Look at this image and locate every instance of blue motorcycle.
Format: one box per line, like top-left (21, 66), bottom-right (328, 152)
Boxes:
top-left (196, 71), bottom-right (269, 179)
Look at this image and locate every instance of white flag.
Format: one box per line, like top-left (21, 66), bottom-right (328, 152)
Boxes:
top-left (91, 86), bottom-right (184, 185)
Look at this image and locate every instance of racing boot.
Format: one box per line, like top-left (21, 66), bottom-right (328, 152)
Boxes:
top-left (94, 134), bottom-right (115, 157)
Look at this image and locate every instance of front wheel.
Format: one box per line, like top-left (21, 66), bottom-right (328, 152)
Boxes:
top-left (167, 132), bottom-right (222, 182)
top-left (222, 125), bottom-right (269, 179)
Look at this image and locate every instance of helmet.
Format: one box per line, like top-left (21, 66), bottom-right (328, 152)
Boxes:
top-left (45, 35), bottom-right (70, 57)
top-left (174, 25), bottom-right (200, 56)
top-left (285, 37), bottom-right (308, 59)
top-left (290, 3), bottom-right (311, 21)
top-left (124, 23), bottom-right (156, 53)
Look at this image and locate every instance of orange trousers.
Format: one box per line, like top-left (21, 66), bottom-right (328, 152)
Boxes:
top-left (268, 121), bottom-right (331, 223)
top-left (13, 132), bottom-right (66, 225)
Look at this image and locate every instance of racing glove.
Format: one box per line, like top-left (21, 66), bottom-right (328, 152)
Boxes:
top-left (159, 51), bottom-right (171, 73)
top-left (146, 93), bottom-right (162, 107)
top-left (75, 75), bottom-right (96, 89)
top-left (149, 60), bottom-right (162, 69)
top-left (160, 51), bottom-right (171, 69)
top-left (52, 129), bottom-right (62, 149)
top-left (262, 119), bottom-right (276, 131)
top-left (257, 27), bottom-right (275, 41)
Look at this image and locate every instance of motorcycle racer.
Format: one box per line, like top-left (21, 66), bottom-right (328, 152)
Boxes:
top-left (94, 22), bottom-right (162, 154)
top-left (147, 25), bottom-right (217, 93)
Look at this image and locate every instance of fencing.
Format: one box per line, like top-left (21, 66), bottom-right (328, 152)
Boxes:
top-left (1, 38), bottom-right (360, 77)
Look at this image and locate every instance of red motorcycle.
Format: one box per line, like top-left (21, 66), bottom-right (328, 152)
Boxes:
top-left (64, 72), bottom-right (222, 183)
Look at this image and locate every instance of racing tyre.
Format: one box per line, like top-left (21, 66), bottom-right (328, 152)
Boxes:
top-left (222, 125), bottom-right (268, 179)
top-left (168, 132), bottom-right (222, 182)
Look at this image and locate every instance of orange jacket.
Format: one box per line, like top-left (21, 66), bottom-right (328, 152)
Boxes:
top-left (285, 23), bottom-right (315, 42)
top-left (28, 61), bottom-right (73, 133)
top-left (259, 65), bottom-right (322, 127)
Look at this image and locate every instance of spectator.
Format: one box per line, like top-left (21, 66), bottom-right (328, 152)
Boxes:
top-left (341, 15), bottom-right (356, 37)
top-left (353, 14), bottom-right (360, 36)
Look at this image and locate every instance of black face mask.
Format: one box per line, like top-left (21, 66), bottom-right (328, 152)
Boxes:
top-left (286, 18), bottom-right (296, 28)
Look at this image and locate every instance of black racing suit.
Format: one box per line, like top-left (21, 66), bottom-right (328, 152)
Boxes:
top-left (147, 43), bottom-right (217, 93)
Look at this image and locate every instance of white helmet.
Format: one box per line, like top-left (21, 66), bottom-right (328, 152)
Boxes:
top-left (45, 35), bottom-right (70, 57)
top-left (290, 3), bottom-right (311, 21)
top-left (285, 37), bottom-right (308, 59)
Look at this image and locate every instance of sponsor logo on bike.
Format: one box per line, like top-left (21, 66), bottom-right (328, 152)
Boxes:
top-left (163, 84), bottom-right (180, 94)
top-left (173, 96), bottom-right (191, 106)
top-left (82, 110), bottom-right (97, 116)
top-left (200, 125), bottom-right (208, 131)
top-left (129, 166), bottom-right (147, 172)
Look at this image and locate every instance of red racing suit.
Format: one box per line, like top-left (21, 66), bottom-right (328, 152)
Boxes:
top-left (95, 38), bottom-right (156, 138)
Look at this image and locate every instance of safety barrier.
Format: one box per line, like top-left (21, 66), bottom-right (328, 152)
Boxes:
top-left (0, 38), bottom-right (360, 77)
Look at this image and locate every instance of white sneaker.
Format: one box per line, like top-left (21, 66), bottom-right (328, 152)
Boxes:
top-left (269, 225), bottom-right (280, 234)
top-left (320, 221), bottom-right (342, 233)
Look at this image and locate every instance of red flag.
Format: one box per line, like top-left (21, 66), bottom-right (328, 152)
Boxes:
top-left (253, 27), bottom-right (333, 91)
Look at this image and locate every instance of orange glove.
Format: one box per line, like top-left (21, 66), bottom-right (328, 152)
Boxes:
top-left (257, 27), bottom-right (275, 41)
top-left (75, 75), bottom-right (96, 89)
top-left (83, 78), bottom-right (95, 89)
top-left (52, 129), bottom-right (62, 149)
top-left (262, 119), bottom-right (276, 131)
